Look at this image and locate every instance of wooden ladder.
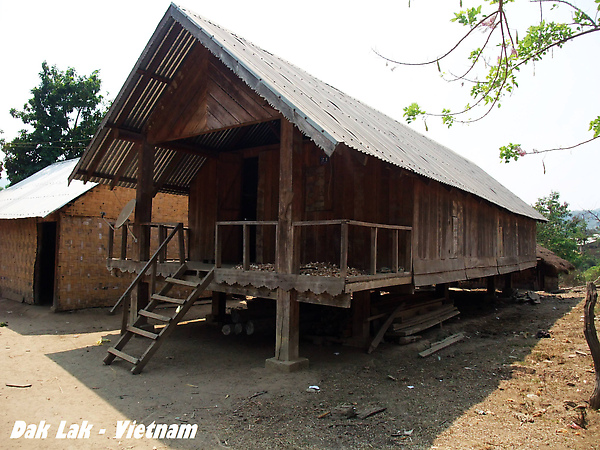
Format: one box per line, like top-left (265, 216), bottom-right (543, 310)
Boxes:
top-left (104, 264), bottom-right (215, 374)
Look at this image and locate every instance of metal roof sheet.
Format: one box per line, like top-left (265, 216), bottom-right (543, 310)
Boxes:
top-left (70, 3), bottom-right (545, 221)
top-left (0, 159), bottom-right (97, 219)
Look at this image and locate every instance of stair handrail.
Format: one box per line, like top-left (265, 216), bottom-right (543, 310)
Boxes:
top-left (109, 222), bottom-right (184, 315)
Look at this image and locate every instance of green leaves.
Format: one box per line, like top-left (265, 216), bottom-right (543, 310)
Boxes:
top-left (451, 5), bottom-right (482, 26)
top-left (2, 62), bottom-right (108, 183)
top-left (590, 116), bottom-right (600, 138)
top-left (534, 191), bottom-right (588, 267)
top-left (441, 109), bottom-right (454, 127)
top-left (499, 143), bottom-right (524, 163)
top-left (403, 102), bottom-right (426, 123)
top-left (393, 0), bottom-right (600, 160)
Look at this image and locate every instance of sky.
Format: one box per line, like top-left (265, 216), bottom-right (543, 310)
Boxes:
top-left (0, 0), bottom-right (598, 211)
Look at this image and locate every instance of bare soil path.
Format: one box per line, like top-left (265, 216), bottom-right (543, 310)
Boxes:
top-left (1, 289), bottom-right (598, 449)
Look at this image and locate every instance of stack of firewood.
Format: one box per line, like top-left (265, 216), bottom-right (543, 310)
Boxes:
top-left (369, 292), bottom-right (460, 345)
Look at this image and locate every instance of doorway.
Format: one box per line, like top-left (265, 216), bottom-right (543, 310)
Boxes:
top-left (34, 222), bottom-right (57, 306)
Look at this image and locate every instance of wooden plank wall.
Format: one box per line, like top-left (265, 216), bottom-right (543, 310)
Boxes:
top-left (188, 136), bottom-right (536, 283)
top-left (412, 178), bottom-right (537, 286)
top-left (188, 142), bottom-right (415, 269)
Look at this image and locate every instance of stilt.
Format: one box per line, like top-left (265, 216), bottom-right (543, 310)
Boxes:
top-left (435, 283), bottom-right (450, 301)
top-left (502, 273), bottom-right (513, 297)
top-left (265, 288), bottom-right (308, 372)
top-left (349, 290), bottom-right (371, 348)
top-left (208, 291), bottom-right (227, 323)
top-left (486, 276), bottom-right (496, 300)
top-left (266, 119), bottom-right (308, 372)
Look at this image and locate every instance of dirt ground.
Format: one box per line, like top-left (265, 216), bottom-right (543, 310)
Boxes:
top-left (1, 287), bottom-right (598, 449)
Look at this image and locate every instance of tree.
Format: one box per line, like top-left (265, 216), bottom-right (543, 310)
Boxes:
top-left (584, 282), bottom-right (600, 410)
top-left (378, 0), bottom-right (600, 162)
top-left (534, 191), bottom-right (588, 266)
top-left (1, 62), bottom-right (107, 183)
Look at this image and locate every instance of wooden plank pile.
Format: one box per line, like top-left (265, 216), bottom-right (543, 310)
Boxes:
top-left (368, 292), bottom-right (460, 352)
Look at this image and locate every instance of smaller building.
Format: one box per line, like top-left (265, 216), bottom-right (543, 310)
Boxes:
top-left (534, 245), bottom-right (575, 292)
top-left (511, 245), bottom-right (575, 293)
top-left (0, 159), bottom-right (187, 311)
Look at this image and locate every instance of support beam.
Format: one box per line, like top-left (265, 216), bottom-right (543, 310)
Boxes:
top-left (502, 273), bottom-right (513, 297)
top-left (486, 276), bottom-right (496, 300)
top-left (208, 292), bottom-right (227, 323)
top-left (129, 139), bottom-right (155, 328)
top-left (435, 283), bottom-right (450, 301)
top-left (266, 119), bottom-right (308, 372)
top-left (349, 290), bottom-right (371, 348)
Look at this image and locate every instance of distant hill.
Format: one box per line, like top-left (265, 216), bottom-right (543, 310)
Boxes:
top-left (573, 209), bottom-right (600, 230)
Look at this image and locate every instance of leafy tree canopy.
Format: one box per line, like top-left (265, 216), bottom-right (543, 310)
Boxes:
top-left (378, 0), bottom-right (600, 162)
top-left (534, 191), bottom-right (588, 266)
top-left (1, 61), bottom-right (107, 184)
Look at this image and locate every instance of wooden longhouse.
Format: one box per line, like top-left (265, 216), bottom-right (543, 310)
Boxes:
top-left (69, 4), bottom-right (546, 373)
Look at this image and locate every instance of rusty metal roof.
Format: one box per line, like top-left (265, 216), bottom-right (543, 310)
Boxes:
top-left (70, 3), bottom-right (544, 221)
top-left (0, 159), bottom-right (96, 219)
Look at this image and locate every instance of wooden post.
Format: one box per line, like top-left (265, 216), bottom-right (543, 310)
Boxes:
top-left (340, 221), bottom-right (349, 278)
top-left (210, 292), bottom-right (227, 323)
top-left (266, 119), bottom-right (308, 372)
top-left (120, 225), bottom-right (128, 260)
top-left (502, 273), bottom-right (513, 297)
top-left (158, 224), bottom-right (166, 263)
top-left (107, 225), bottom-right (114, 261)
top-left (215, 224), bottom-right (222, 268)
top-left (243, 223), bottom-right (250, 270)
top-left (350, 290), bottom-right (371, 348)
top-left (130, 140), bottom-right (154, 328)
top-left (178, 223), bottom-right (185, 263)
top-left (391, 229), bottom-right (399, 273)
top-left (370, 227), bottom-right (378, 275)
top-left (486, 276), bottom-right (496, 300)
top-left (436, 283), bottom-right (450, 301)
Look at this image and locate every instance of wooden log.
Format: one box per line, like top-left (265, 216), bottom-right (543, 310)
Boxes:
top-left (418, 332), bottom-right (465, 357)
top-left (391, 305), bottom-right (457, 331)
top-left (222, 324), bottom-right (234, 336)
top-left (392, 308), bottom-right (460, 337)
top-left (245, 318), bottom-right (275, 335)
top-left (368, 305), bottom-right (405, 354)
top-left (231, 307), bottom-right (275, 324)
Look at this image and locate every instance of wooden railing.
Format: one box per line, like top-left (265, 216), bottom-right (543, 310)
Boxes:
top-left (293, 220), bottom-right (412, 276)
top-left (214, 219), bottom-right (412, 277)
top-left (107, 222), bottom-right (189, 263)
top-left (108, 222), bottom-right (187, 314)
top-left (215, 221), bottom-right (278, 269)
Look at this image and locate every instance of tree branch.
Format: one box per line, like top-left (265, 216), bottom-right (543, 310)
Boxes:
top-left (373, 10), bottom-right (501, 67)
top-left (527, 135), bottom-right (600, 155)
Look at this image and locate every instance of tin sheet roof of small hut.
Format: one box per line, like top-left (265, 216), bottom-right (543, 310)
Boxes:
top-left (70, 3), bottom-right (545, 221)
top-left (0, 159), bottom-right (97, 219)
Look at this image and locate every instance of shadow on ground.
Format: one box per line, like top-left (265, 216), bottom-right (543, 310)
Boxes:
top-left (0, 291), bottom-right (583, 449)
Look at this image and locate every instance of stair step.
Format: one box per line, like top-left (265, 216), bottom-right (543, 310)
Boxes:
top-left (139, 310), bottom-right (171, 322)
top-left (128, 326), bottom-right (159, 340)
top-left (107, 347), bottom-right (139, 365)
top-left (151, 294), bottom-right (185, 305)
top-left (107, 266), bottom-right (215, 374)
top-left (166, 277), bottom-right (200, 288)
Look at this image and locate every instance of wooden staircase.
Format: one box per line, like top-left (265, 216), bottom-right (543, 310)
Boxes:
top-left (104, 264), bottom-right (214, 374)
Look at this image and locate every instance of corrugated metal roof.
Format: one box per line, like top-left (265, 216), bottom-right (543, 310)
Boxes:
top-left (70, 3), bottom-right (544, 221)
top-left (0, 159), bottom-right (97, 219)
